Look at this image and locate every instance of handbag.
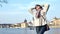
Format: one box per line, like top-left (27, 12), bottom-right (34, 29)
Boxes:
top-left (45, 24), bottom-right (50, 31)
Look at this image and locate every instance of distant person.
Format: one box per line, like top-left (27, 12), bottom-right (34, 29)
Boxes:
top-left (28, 4), bottom-right (50, 34)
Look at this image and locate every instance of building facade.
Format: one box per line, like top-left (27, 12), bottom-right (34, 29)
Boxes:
top-left (49, 17), bottom-right (60, 28)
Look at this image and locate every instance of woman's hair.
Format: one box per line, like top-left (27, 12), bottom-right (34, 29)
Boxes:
top-left (35, 4), bottom-right (43, 10)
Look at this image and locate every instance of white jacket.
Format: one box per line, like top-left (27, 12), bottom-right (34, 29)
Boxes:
top-left (28, 4), bottom-right (50, 26)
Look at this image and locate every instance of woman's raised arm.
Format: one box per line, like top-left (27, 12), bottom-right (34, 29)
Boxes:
top-left (42, 4), bottom-right (50, 13)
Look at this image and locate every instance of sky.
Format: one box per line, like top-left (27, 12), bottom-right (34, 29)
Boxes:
top-left (0, 0), bottom-right (60, 24)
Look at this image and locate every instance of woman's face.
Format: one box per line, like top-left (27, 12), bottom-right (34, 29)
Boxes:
top-left (36, 6), bottom-right (41, 11)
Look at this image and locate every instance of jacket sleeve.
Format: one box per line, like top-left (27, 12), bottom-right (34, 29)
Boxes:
top-left (42, 4), bottom-right (50, 13)
top-left (42, 4), bottom-right (50, 16)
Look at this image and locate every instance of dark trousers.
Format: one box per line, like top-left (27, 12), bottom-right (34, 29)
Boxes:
top-left (36, 25), bottom-right (47, 34)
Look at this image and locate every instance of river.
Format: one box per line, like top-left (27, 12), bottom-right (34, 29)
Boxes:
top-left (0, 28), bottom-right (60, 34)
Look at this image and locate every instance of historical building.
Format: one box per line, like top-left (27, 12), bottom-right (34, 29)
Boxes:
top-left (11, 23), bottom-right (21, 28)
top-left (11, 19), bottom-right (28, 28)
top-left (20, 19), bottom-right (28, 28)
top-left (49, 17), bottom-right (60, 28)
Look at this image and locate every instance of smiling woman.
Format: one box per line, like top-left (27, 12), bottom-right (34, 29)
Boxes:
top-left (0, 0), bottom-right (60, 25)
top-left (0, 0), bottom-right (60, 34)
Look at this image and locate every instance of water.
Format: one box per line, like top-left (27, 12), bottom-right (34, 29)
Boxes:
top-left (0, 28), bottom-right (60, 34)
top-left (45, 28), bottom-right (60, 34)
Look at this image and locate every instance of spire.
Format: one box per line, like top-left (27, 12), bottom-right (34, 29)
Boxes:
top-left (24, 19), bottom-right (27, 23)
top-left (54, 17), bottom-right (58, 20)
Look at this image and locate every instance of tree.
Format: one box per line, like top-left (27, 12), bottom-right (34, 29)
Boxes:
top-left (0, 0), bottom-right (8, 7)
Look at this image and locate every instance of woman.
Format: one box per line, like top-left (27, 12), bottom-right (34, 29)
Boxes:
top-left (28, 4), bottom-right (50, 34)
